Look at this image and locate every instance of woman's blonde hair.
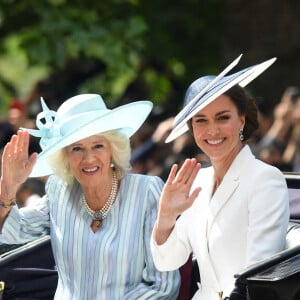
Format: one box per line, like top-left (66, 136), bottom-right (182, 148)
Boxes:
top-left (48, 130), bottom-right (132, 185)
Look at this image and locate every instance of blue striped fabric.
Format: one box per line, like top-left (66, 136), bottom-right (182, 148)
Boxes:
top-left (1, 173), bottom-right (180, 299)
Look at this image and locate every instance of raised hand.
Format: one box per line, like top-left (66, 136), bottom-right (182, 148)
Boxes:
top-left (1, 130), bottom-right (38, 198)
top-left (155, 158), bottom-right (201, 244)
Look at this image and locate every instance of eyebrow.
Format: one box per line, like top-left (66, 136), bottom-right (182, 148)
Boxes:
top-left (195, 110), bottom-right (231, 117)
top-left (69, 139), bottom-right (106, 147)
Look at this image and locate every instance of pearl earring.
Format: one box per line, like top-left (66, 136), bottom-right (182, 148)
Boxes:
top-left (239, 128), bottom-right (244, 141)
top-left (110, 162), bottom-right (115, 168)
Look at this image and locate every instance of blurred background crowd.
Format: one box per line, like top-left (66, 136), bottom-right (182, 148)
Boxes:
top-left (1, 84), bottom-right (300, 211)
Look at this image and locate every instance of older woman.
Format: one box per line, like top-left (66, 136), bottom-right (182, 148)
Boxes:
top-left (0, 94), bottom-right (180, 299)
top-left (151, 56), bottom-right (290, 300)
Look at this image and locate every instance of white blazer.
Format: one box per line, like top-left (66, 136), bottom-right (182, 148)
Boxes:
top-left (151, 145), bottom-right (290, 300)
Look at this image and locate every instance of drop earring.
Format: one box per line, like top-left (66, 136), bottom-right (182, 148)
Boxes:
top-left (239, 128), bottom-right (244, 141)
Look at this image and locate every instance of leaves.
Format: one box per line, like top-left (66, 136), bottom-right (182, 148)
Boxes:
top-left (0, 0), bottom-right (221, 115)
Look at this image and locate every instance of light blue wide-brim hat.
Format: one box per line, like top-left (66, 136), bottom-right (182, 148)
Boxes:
top-left (165, 54), bottom-right (277, 143)
top-left (22, 94), bottom-right (153, 177)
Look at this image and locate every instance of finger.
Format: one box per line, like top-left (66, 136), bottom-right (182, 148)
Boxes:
top-left (26, 152), bottom-right (38, 173)
top-left (185, 161), bottom-right (201, 190)
top-left (165, 163), bottom-right (178, 185)
top-left (14, 132), bottom-right (22, 154)
top-left (6, 133), bottom-right (19, 155)
top-left (16, 130), bottom-right (28, 155)
top-left (172, 158), bottom-right (191, 183)
top-left (2, 138), bottom-right (15, 160)
top-left (175, 158), bottom-right (197, 183)
top-left (187, 186), bottom-right (202, 205)
top-left (1, 141), bottom-right (15, 178)
top-left (182, 158), bottom-right (199, 184)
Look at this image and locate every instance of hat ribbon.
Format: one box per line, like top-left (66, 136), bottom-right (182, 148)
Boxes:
top-left (22, 98), bottom-right (62, 150)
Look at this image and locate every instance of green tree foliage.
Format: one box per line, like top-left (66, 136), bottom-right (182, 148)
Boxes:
top-left (0, 0), bottom-right (222, 116)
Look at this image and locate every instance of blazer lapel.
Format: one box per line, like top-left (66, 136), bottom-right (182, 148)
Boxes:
top-left (206, 145), bottom-right (254, 236)
top-left (209, 177), bottom-right (239, 217)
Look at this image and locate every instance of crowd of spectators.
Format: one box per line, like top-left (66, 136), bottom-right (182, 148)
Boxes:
top-left (130, 85), bottom-right (300, 180)
top-left (252, 86), bottom-right (300, 172)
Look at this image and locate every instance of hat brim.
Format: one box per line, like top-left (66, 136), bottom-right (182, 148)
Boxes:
top-left (29, 101), bottom-right (153, 177)
top-left (165, 57), bottom-right (276, 143)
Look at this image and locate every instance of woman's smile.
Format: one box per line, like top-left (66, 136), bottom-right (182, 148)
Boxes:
top-left (82, 166), bottom-right (99, 174)
top-left (205, 138), bottom-right (225, 145)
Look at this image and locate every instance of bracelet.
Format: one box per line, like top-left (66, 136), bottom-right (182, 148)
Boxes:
top-left (0, 198), bottom-right (16, 209)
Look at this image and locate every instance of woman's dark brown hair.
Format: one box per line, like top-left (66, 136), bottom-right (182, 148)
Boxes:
top-left (224, 85), bottom-right (259, 141)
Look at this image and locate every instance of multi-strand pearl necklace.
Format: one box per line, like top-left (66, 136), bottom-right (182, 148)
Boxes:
top-left (82, 171), bottom-right (118, 228)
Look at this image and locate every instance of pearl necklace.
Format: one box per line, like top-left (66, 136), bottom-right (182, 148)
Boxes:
top-left (82, 171), bottom-right (118, 227)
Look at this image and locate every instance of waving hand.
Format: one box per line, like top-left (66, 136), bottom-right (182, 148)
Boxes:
top-left (1, 130), bottom-right (38, 198)
top-left (155, 158), bottom-right (201, 244)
